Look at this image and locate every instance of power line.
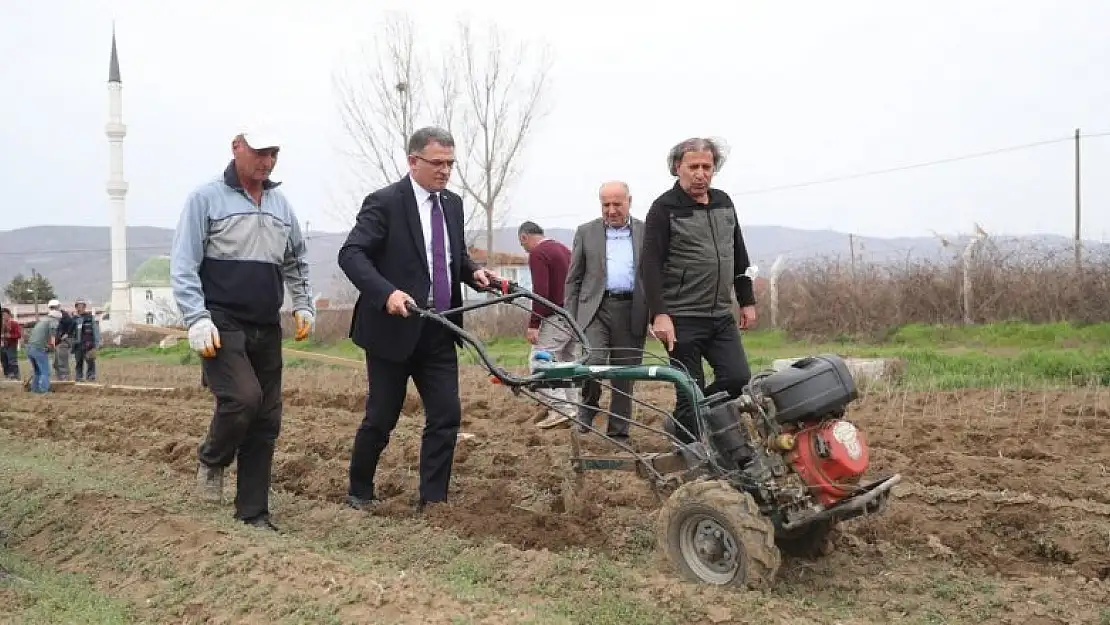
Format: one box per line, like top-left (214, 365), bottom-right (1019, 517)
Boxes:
top-left (508, 131), bottom-right (1110, 223)
top-left (731, 131), bottom-right (1110, 197)
top-left (4, 130), bottom-right (1109, 257)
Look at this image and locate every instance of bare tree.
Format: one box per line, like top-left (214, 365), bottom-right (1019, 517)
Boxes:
top-left (331, 11), bottom-right (425, 210)
top-left (437, 19), bottom-right (553, 256)
top-left (331, 13), bottom-right (553, 256)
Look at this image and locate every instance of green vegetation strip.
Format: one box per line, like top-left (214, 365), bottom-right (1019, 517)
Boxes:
top-left (98, 322), bottom-right (1110, 389)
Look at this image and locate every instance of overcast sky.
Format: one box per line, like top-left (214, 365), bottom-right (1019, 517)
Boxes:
top-left (3, 0), bottom-right (1109, 241)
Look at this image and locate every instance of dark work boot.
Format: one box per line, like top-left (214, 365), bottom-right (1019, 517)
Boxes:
top-left (242, 514), bottom-right (279, 532)
top-left (344, 494), bottom-right (382, 512)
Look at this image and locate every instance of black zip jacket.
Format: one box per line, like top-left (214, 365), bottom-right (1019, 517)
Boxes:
top-left (639, 181), bottom-right (756, 319)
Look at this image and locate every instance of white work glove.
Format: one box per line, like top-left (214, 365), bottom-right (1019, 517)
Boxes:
top-left (293, 310), bottom-right (314, 341)
top-left (188, 318), bottom-right (221, 358)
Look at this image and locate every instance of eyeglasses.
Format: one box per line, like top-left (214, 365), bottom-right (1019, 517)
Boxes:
top-left (414, 155), bottom-right (455, 170)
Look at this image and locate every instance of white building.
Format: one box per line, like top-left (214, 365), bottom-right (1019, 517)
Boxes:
top-left (100, 256), bottom-right (179, 327)
top-left (462, 248), bottom-right (532, 302)
top-left (126, 256), bottom-right (180, 326)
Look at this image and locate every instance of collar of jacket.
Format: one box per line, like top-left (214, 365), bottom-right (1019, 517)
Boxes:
top-left (662, 179), bottom-right (726, 209)
top-left (222, 160), bottom-right (282, 192)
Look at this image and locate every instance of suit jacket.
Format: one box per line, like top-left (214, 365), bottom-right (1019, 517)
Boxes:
top-left (338, 175), bottom-right (482, 362)
top-left (564, 216), bottom-right (649, 341)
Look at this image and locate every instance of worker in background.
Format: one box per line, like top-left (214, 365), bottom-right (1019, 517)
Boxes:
top-left (518, 221), bottom-right (579, 429)
top-left (26, 309), bottom-right (61, 393)
top-left (49, 299), bottom-right (74, 381)
top-left (72, 298), bottom-right (100, 381)
top-left (0, 308), bottom-right (21, 379)
top-left (170, 125), bottom-right (315, 532)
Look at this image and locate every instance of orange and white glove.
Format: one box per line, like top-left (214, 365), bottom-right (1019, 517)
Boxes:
top-left (293, 310), bottom-right (314, 341)
top-left (188, 318), bottom-right (221, 358)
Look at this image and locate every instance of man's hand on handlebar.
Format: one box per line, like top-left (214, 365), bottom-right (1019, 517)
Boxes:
top-left (473, 268), bottom-right (499, 289)
top-left (386, 290), bottom-right (417, 317)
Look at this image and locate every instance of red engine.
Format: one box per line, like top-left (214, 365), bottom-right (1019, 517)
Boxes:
top-left (784, 419), bottom-right (870, 507)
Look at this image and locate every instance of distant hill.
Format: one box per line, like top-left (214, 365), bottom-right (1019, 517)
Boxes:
top-left (1, 223), bottom-right (1103, 305)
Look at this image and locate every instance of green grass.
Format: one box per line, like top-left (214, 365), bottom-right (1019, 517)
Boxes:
top-left (94, 322), bottom-right (1110, 389)
top-left (0, 552), bottom-right (137, 624)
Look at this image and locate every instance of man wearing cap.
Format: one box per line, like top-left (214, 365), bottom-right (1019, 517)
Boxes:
top-left (170, 126), bottom-right (315, 532)
top-left (26, 308), bottom-right (61, 393)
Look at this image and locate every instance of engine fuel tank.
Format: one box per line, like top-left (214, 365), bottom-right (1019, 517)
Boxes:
top-left (755, 354), bottom-right (858, 424)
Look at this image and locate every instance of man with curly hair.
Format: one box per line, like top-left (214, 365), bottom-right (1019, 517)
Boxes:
top-left (639, 137), bottom-right (758, 446)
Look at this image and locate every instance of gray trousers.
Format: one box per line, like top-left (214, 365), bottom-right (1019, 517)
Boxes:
top-left (529, 315), bottom-right (581, 416)
top-left (578, 297), bottom-right (644, 437)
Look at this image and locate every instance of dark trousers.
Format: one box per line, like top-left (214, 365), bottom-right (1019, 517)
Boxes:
top-left (0, 345), bottom-right (18, 378)
top-left (579, 297), bottom-right (644, 437)
top-left (348, 322), bottom-right (461, 504)
top-left (53, 339), bottom-right (70, 380)
top-left (666, 314), bottom-right (752, 443)
top-left (198, 312), bottom-right (283, 521)
top-left (74, 346), bottom-right (96, 380)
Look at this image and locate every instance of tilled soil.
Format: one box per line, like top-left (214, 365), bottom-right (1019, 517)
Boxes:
top-left (2, 359), bottom-right (1109, 622)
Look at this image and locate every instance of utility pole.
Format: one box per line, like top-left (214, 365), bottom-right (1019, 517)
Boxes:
top-left (848, 233), bottom-right (857, 277)
top-left (1075, 128), bottom-right (1082, 270)
top-left (30, 268), bottom-right (39, 317)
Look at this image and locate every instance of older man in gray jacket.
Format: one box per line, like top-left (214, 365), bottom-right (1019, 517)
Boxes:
top-left (564, 181), bottom-right (649, 442)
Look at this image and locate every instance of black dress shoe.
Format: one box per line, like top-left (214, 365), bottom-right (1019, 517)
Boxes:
top-left (345, 495), bottom-right (381, 511)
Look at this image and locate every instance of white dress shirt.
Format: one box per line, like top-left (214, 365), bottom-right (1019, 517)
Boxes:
top-left (410, 177), bottom-right (453, 303)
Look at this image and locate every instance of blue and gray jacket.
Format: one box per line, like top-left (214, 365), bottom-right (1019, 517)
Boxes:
top-left (170, 161), bottom-right (314, 328)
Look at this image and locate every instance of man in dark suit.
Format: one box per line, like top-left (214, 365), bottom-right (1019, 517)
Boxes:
top-left (564, 181), bottom-right (649, 442)
top-left (338, 126), bottom-right (496, 511)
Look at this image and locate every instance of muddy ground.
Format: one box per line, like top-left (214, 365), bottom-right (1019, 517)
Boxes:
top-left (1, 358), bottom-right (1108, 624)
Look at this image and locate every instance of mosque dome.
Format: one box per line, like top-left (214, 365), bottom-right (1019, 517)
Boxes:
top-left (130, 255), bottom-right (171, 287)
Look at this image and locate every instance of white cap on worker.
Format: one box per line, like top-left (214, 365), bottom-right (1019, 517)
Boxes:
top-left (47, 299), bottom-right (60, 308)
top-left (238, 124), bottom-right (282, 150)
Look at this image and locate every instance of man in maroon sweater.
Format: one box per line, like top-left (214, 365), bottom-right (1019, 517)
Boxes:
top-left (519, 221), bottom-right (579, 428)
top-left (1, 308), bottom-right (22, 379)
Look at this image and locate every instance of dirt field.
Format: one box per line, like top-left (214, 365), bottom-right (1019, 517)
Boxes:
top-left (1, 357), bottom-right (1109, 624)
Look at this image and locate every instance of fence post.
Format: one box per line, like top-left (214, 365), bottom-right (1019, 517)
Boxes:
top-left (769, 255), bottom-right (785, 329)
top-left (961, 230), bottom-right (986, 324)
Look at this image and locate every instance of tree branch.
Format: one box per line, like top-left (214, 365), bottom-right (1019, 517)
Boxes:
top-left (333, 12), bottom-right (553, 255)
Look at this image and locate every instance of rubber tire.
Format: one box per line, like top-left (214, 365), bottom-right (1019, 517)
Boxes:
top-left (656, 479), bottom-right (782, 590)
top-left (775, 520), bottom-right (837, 559)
